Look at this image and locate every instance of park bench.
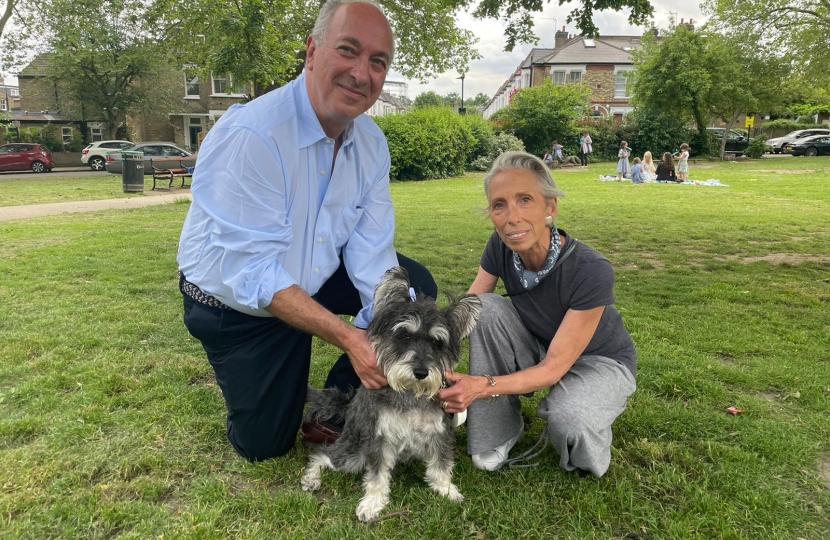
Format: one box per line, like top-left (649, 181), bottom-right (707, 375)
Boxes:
top-left (150, 158), bottom-right (195, 192)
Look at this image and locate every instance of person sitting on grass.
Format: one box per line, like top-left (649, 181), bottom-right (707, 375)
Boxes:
top-left (437, 151), bottom-right (636, 477)
top-left (631, 157), bottom-right (644, 184)
top-left (642, 151), bottom-right (657, 182)
top-left (655, 152), bottom-right (678, 183)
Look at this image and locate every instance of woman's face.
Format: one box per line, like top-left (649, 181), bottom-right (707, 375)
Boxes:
top-left (488, 169), bottom-right (557, 261)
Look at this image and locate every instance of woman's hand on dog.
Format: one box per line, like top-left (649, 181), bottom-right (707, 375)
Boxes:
top-left (438, 372), bottom-right (489, 412)
top-left (345, 329), bottom-right (388, 389)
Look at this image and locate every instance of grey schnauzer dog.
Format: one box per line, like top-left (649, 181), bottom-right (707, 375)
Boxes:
top-left (300, 266), bottom-right (481, 522)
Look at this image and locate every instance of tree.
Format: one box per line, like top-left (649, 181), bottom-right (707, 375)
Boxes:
top-left (0, 0), bottom-right (19, 41)
top-left (631, 24), bottom-right (787, 157)
top-left (3, 1), bottom-right (180, 137)
top-left (413, 91), bottom-right (446, 108)
top-left (497, 79), bottom-right (590, 155)
top-left (465, 93), bottom-right (489, 108)
top-left (474, 0), bottom-right (655, 50)
top-left (703, 0), bottom-right (830, 87)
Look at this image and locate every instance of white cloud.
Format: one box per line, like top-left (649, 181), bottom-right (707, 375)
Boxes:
top-left (392, 1), bottom-right (705, 100)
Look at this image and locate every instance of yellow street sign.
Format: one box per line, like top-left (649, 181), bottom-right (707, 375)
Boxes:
top-left (745, 114), bottom-right (755, 128)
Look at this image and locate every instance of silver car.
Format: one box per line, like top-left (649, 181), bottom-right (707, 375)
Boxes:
top-left (105, 142), bottom-right (194, 174)
top-left (766, 129), bottom-right (830, 154)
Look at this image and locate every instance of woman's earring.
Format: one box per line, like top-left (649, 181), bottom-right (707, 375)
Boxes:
top-left (545, 215), bottom-right (554, 228)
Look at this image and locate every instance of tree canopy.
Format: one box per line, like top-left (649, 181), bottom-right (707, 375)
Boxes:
top-left (631, 24), bottom-right (786, 156)
top-left (495, 79), bottom-right (590, 155)
top-left (702, 0), bottom-right (830, 87)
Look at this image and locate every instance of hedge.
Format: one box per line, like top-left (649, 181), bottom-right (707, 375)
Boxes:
top-left (373, 107), bottom-right (474, 181)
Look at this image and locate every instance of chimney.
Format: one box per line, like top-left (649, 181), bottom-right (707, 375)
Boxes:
top-left (555, 26), bottom-right (568, 49)
top-left (680, 18), bottom-right (684, 24)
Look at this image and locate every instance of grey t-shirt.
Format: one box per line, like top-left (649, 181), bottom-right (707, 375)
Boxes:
top-left (481, 230), bottom-right (636, 375)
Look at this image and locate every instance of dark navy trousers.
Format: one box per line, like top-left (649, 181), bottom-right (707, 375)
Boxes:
top-left (182, 254), bottom-right (436, 461)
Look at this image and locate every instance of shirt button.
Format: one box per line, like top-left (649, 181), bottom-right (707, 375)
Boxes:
top-left (317, 237), bottom-right (323, 243)
top-left (319, 169), bottom-right (325, 175)
top-left (325, 138), bottom-right (333, 145)
top-left (314, 268), bottom-right (319, 274)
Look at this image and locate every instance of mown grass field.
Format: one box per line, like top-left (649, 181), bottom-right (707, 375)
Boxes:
top-left (1, 157), bottom-right (828, 539)
top-left (0, 174), bottom-right (167, 207)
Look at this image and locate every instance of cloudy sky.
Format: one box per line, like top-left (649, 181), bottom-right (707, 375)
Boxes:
top-left (392, 1), bottom-right (706, 100)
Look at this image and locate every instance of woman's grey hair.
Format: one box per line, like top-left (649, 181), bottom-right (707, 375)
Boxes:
top-left (311, 0), bottom-right (395, 64)
top-left (483, 151), bottom-right (566, 204)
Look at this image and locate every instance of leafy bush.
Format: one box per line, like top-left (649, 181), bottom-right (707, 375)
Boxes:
top-left (618, 107), bottom-right (692, 158)
top-left (16, 126), bottom-right (64, 152)
top-left (470, 132), bottom-right (525, 171)
top-left (760, 118), bottom-right (826, 133)
top-left (373, 107), bottom-right (474, 181)
top-left (497, 80), bottom-right (590, 156)
top-left (745, 136), bottom-right (770, 159)
top-left (461, 114), bottom-right (494, 166)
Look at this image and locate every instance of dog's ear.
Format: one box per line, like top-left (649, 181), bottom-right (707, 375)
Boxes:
top-left (373, 266), bottom-right (412, 309)
top-left (443, 294), bottom-right (482, 339)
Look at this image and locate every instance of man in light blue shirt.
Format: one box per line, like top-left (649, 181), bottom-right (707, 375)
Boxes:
top-left (177, 0), bottom-right (436, 461)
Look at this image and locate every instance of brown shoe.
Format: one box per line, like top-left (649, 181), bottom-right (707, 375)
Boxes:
top-left (301, 419), bottom-right (342, 445)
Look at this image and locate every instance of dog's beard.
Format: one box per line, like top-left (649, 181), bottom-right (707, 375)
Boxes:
top-left (381, 349), bottom-right (444, 397)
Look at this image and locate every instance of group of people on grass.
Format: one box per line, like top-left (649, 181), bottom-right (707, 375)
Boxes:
top-left (617, 142), bottom-right (691, 183)
top-left (178, 0), bottom-right (635, 478)
top-left (543, 132), bottom-right (691, 184)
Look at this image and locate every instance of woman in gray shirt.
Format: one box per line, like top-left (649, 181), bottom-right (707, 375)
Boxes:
top-left (438, 151), bottom-right (636, 476)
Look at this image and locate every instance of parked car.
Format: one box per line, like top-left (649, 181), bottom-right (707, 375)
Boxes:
top-left (707, 127), bottom-right (751, 154)
top-left (0, 143), bottom-right (53, 173)
top-left (81, 140), bottom-right (133, 171)
top-left (785, 134), bottom-right (830, 156)
top-left (766, 129), bottom-right (830, 154)
top-left (105, 142), bottom-right (194, 174)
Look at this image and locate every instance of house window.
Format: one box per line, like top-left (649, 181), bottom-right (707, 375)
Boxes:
top-left (10, 88), bottom-right (19, 96)
top-left (568, 71), bottom-right (582, 84)
top-left (551, 71), bottom-right (565, 85)
top-left (523, 73), bottom-right (530, 87)
top-left (91, 127), bottom-right (103, 142)
top-left (62, 127), bottom-right (73, 145)
top-left (615, 71), bottom-right (632, 98)
top-left (185, 71), bottom-right (200, 97)
top-left (212, 73), bottom-right (245, 95)
top-left (0, 99), bottom-right (6, 111)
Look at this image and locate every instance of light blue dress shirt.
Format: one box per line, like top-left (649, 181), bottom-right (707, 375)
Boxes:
top-left (177, 72), bottom-right (397, 327)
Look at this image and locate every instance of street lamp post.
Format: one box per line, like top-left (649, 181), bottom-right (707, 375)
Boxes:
top-left (456, 73), bottom-right (466, 114)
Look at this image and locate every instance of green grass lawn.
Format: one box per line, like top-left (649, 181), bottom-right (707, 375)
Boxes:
top-left (1, 158), bottom-right (828, 539)
top-left (0, 174), bottom-right (174, 207)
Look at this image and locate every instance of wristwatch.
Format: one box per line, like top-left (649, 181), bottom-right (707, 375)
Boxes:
top-left (482, 374), bottom-right (499, 402)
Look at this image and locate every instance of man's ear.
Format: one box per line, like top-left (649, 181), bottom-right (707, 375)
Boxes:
top-left (305, 35), bottom-right (316, 70)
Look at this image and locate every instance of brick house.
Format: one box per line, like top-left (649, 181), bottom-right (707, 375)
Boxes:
top-left (484, 27), bottom-right (648, 122)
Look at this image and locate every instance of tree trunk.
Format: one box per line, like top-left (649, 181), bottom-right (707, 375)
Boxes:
top-left (720, 109), bottom-right (743, 160)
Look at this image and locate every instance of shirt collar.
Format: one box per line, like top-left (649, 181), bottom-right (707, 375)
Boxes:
top-left (295, 71), bottom-right (356, 151)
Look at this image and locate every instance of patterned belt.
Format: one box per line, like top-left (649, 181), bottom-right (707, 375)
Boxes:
top-left (179, 273), bottom-right (234, 310)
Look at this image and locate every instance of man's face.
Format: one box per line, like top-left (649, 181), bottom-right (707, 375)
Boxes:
top-left (305, 2), bottom-right (393, 137)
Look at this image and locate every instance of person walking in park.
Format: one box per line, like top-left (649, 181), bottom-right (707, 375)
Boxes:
top-left (578, 131), bottom-right (592, 168)
top-left (176, 0), bottom-right (436, 462)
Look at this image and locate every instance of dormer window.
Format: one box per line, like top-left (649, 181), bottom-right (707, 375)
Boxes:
top-left (583, 39), bottom-right (596, 48)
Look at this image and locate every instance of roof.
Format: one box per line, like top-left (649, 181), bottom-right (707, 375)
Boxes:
top-left (17, 54), bottom-right (54, 78)
top-left (538, 36), bottom-right (641, 65)
top-left (520, 48), bottom-right (555, 69)
top-left (4, 110), bottom-right (75, 123)
top-left (377, 91), bottom-right (408, 110)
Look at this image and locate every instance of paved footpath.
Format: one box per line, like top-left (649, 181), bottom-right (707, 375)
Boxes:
top-left (0, 191), bottom-right (193, 222)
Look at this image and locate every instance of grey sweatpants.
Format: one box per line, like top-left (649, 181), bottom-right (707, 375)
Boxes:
top-left (467, 294), bottom-right (636, 477)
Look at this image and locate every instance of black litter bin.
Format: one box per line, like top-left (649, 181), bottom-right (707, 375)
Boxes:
top-left (121, 150), bottom-right (145, 192)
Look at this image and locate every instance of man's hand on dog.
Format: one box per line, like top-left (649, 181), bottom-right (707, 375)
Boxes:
top-left (346, 328), bottom-right (388, 389)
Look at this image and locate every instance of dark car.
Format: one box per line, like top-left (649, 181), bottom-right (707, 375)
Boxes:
top-left (785, 134), bottom-right (830, 156)
top-left (0, 143), bottom-right (53, 173)
top-left (766, 129), bottom-right (830, 154)
top-left (105, 142), bottom-right (194, 174)
top-left (707, 127), bottom-right (751, 154)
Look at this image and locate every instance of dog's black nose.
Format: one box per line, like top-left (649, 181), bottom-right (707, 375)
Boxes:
top-left (412, 368), bottom-right (429, 380)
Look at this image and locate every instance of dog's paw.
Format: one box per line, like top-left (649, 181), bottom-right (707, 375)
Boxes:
top-left (300, 472), bottom-right (321, 492)
top-left (356, 495), bottom-right (387, 522)
top-left (445, 483), bottom-right (464, 502)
